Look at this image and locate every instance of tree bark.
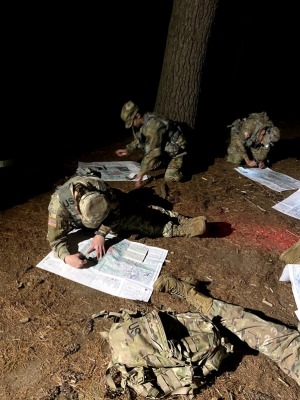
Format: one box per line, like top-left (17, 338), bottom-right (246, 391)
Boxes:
top-left (155, 0), bottom-right (218, 128)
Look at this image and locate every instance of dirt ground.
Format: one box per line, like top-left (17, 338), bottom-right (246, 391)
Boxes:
top-left (1, 123), bottom-right (300, 400)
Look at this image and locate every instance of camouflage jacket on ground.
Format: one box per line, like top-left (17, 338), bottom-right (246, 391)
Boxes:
top-left (126, 112), bottom-right (187, 175)
top-left (47, 175), bottom-right (119, 261)
top-left (95, 308), bottom-right (232, 398)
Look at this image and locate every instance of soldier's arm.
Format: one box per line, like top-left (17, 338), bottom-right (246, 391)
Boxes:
top-left (233, 136), bottom-right (257, 167)
top-left (47, 201), bottom-right (73, 261)
top-left (243, 155), bottom-right (257, 167)
top-left (140, 121), bottom-right (164, 174)
top-left (236, 121), bottom-right (258, 166)
top-left (251, 146), bottom-right (270, 167)
top-left (95, 223), bottom-right (111, 238)
top-left (233, 134), bottom-right (249, 160)
top-left (126, 137), bottom-right (140, 154)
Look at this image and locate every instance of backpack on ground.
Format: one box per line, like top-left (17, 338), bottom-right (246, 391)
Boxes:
top-left (93, 308), bottom-right (233, 399)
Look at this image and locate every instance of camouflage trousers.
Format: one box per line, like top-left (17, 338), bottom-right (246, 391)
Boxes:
top-left (164, 155), bottom-right (185, 182)
top-left (227, 134), bottom-right (246, 164)
top-left (280, 239), bottom-right (300, 264)
top-left (209, 300), bottom-right (300, 385)
top-left (105, 194), bottom-right (181, 238)
top-left (149, 206), bottom-right (186, 237)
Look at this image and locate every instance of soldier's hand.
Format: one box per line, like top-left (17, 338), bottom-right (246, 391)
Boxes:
top-left (88, 235), bottom-right (106, 259)
top-left (64, 253), bottom-right (88, 269)
top-left (115, 149), bottom-right (128, 157)
top-left (258, 160), bottom-right (265, 169)
top-left (135, 173), bottom-right (143, 188)
top-left (245, 159), bottom-right (257, 167)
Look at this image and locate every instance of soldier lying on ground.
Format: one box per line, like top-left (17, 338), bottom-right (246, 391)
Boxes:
top-left (154, 275), bottom-right (300, 386)
top-left (227, 111), bottom-right (280, 169)
top-left (116, 100), bottom-right (187, 187)
top-left (47, 174), bottom-right (207, 269)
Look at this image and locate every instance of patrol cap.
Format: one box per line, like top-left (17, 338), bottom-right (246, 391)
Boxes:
top-left (120, 101), bottom-right (139, 128)
top-left (79, 191), bottom-right (109, 229)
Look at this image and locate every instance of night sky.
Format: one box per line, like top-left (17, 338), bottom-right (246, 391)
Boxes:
top-left (4, 1), bottom-right (299, 163)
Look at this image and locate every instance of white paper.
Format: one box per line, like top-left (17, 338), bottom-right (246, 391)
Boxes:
top-left (36, 236), bottom-right (167, 302)
top-left (279, 264), bottom-right (300, 320)
top-left (77, 161), bottom-right (149, 182)
top-left (123, 242), bottom-right (148, 263)
top-left (235, 167), bottom-right (300, 192)
top-left (272, 189), bottom-right (300, 220)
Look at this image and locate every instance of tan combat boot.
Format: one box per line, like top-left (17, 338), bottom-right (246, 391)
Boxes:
top-left (172, 216), bottom-right (207, 238)
top-left (280, 239), bottom-right (300, 264)
top-left (153, 275), bottom-right (213, 315)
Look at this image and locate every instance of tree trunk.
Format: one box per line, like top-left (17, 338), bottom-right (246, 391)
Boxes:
top-left (155, 0), bottom-right (218, 128)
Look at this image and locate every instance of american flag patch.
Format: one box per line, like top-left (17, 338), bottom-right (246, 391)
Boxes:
top-left (48, 217), bottom-right (57, 227)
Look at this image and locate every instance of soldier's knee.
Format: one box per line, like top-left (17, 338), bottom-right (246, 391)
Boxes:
top-left (227, 154), bottom-right (243, 164)
top-left (227, 146), bottom-right (243, 164)
top-left (164, 169), bottom-right (183, 182)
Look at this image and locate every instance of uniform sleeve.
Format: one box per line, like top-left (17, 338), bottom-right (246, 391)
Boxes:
top-left (126, 138), bottom-right (140, 154)
top-left (47, 194), bottom-right (72, 261)
top-left (235, 119), bottom-right (257, 157)
top-left (95, 223), bottom-right (111, 237)
top-left (140, 119), bottom-right (164, 174)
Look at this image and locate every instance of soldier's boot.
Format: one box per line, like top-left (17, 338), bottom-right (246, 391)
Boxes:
top-left (172, 216), bottom-right (207, 237)
top-left (280, 239), bottom-right (300, 264)
top-left (153, 275), bottom-right (213, 315)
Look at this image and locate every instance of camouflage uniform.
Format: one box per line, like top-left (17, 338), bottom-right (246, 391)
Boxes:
top-left (227, 112), bottom-right (280, 166)
top-left (121, 101), bottom-right (187, 182)
top-left (280, 239), bottom-right (300, 264)
top-left (208, 299), bottom-right (300, 385)
top-left (154, 276), bottom-right (299, 385)
top-left (47, 175), bottom-right (205, 261)
top-left (47, 175), bottom-right (118, 260)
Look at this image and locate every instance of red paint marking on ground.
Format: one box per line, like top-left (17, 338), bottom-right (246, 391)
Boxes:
top-left (230, 221), bottom-right (298, 253)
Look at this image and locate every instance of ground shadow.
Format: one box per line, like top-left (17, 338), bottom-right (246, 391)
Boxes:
top-left (0, 160), bottom-right (73, 211)
top-left (180, 122), bottom-right (229, 181)
top-left (66, 229), bottom-right (124, 268)
top-left (205, 222), bottom-right (234, 238)
top-left (126, 186), bottom-right (173, 210)
top-left (270, 137), bottom-right (300, 163)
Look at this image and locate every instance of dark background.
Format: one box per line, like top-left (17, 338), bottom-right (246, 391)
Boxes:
top-left (2, 0), bottom-right (299, 205)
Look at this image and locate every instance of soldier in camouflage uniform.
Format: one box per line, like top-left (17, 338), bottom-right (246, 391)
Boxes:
top-left (154, 275), bottom-right (300, 385)
top-left (116, 101), bottom-right (187, 187)
top-left (227, 112), bottom-right (280, 168)
top-left (47, 174), bottom-right (207, 268)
